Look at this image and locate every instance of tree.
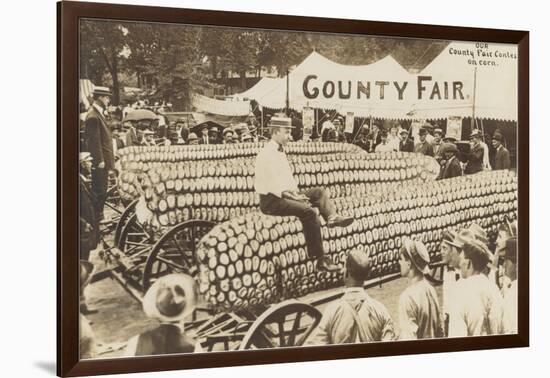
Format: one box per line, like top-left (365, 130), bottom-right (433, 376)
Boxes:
top-left (80, 20), bottom-right (127, 105)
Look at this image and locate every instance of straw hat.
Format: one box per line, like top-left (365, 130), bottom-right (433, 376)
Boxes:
top-left (269, 116), bottom-right (294, 129)
top-left (142, 274), bottom-right (197, 323)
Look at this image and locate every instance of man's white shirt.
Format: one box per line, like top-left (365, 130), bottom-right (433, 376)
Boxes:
top-left (254, 140), bottom-right (298, 197)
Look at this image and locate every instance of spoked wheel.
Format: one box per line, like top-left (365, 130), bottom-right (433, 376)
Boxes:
top-left (238, 300), bottom-right (322, 350)
top-left (114, 200), bottom-right (139, 248)
top-left (117, 213), bottom-right (154, 261)
top-left (142, 220), bottom-right (216, 290)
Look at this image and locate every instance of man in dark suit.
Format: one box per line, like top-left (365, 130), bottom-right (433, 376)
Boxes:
top-left (492, 133), bottom-right (511, 170)
top-left (398, 128), bottom-right (414, 152)
top-left (464, 130), bottom-right (485, 175)
top-left (199, 127), bottom-right (211, 145)
top-left (437, 143), bottom-right (463, 180)
top-left (368, 123), bottom-right (382, 152)
top-left (414, 127), bottom-right (434, 156)
top-left (79, 152), bottom-right (99, 261)
top-left (85, 86), bottom-right (115, 220)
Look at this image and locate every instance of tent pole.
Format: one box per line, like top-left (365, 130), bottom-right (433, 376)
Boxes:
top-left (471, 67), bottom-right (478, 130)
top-left (285, 69), bottom-right (290, 116)
top-left (260, 106), bottom-right (264, 138)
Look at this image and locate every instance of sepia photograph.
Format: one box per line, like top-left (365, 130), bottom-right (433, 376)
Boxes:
top-left (75, 13), bottom-right (520, 363)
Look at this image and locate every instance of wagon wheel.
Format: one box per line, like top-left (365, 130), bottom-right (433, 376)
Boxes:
top-left (105, 170), bottom-right (122, 210)
top-left (238, 300), bottom-right (322, 350)
top-left (114, 200), bottom-right (139, 248)
top-left (117, 213), bottom-right (154, 260)
top-left (142, 220), bottom-right (216, 290)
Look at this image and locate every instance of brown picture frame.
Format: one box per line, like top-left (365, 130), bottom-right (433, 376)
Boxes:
top-left (57, 1), bottom-right (529, 376)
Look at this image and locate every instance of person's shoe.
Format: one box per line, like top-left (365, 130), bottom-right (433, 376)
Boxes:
top-left (316, 256), bottom-right (341, 272)
top-left (80, 304), bottom-right (98, 316)
top-left (327, 214), bottom-right (354, 228)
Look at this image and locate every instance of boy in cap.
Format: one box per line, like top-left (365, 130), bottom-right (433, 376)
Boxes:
top-left (308, 250), bottom-right (395, 344)
top-left (500, 237), bottom-right (518, 333)
top-left (448, 239), bottom-right (504, 337)
top-left (414, 128), bottom-right (435, 156)
top-left (79, 152), bottom-right (98, 262)
top-left (492, 133), bottom-right (511, 170)
top-left (464, 130), bottom-right (485, 175)
top-left (397, 238), bottom-right (443, 339)
top-left (125, 274), bottom-right (199, 356)
top-left (255, 115), bottom-right (354, 272)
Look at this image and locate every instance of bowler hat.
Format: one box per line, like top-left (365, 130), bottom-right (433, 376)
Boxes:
top-left (419, 128), bottom-right (428, 135)
top-left (441, 142), bottom-right (458, 155)
top-left (492, 133), bottom-right (503, 142)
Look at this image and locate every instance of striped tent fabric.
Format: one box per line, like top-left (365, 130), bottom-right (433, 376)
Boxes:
top-left (79, 79), bottom-right (95, 109)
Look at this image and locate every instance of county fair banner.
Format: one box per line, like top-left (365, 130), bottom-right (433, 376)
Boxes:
top-left (286, 43), bottom-right (517, 121)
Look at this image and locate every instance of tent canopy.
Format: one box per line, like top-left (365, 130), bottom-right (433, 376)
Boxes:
top-left (234, 47), bottom-right (518, 122)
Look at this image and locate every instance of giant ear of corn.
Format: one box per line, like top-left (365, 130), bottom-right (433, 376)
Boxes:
top-left (117, 143), bottom-right (439, 232)
top-left (194, 170), bottom-right (517, 313)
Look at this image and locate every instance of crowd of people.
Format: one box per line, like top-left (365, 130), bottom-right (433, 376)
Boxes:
top-left (79, 90), bottom-right (518, 357)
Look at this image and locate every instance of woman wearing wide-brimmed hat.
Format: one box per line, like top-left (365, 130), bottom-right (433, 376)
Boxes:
top-left (124, 274), bottom-right (199, 356)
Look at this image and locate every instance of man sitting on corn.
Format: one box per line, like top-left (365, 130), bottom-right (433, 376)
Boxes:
top-left (254, 115), bottom-right (354, 272)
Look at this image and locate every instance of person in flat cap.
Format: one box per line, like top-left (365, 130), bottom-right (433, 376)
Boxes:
top-left (436, 142), bottom-right (462, 180)
top-left (398, 128), bottom-right (414, 152)
top-left (414, 127), bottom-right (435, 157)
top-left (84, 86), bottom-right (115, 221)
top-left (308, 250), bottom-right (395, 345)
top-left (255, 115), bottom-right (354, 273)
top-left (492, 132), bottom-right (511, 170)
top-left (397, 238), bottom-right (443, 339)
top-left (432, 128), bottom-right (445, 162)
top-left (222, 128), bottom-right (236, 144)
top-left (125, 274), bottom-right (199, 356)
top-left (464, 129), bottom-right (485, 175)
top-left (79, 152), bottom-right (99, 263)
top-left (187, 132), bottom-right (199, 145)
top-left (500, 237), bottom-right (517, 333)
top-left (448, 239), bottom-right (504, 337)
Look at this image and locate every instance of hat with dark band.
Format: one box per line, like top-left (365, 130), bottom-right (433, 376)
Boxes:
top-left (92, 86), bottom-right (113, 97)
top-left (269, 116), bottom-right (295, 129)
top-left (434, 128), bottom-right (444, 136)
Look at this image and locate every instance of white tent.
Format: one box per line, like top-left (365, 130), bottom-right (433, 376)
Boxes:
top-left (414, 41), bottom-right (517, 121)
top-left (288, 51), bottom-right (414, 119)
top-left (234, 77), bottom-right (286, 109)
